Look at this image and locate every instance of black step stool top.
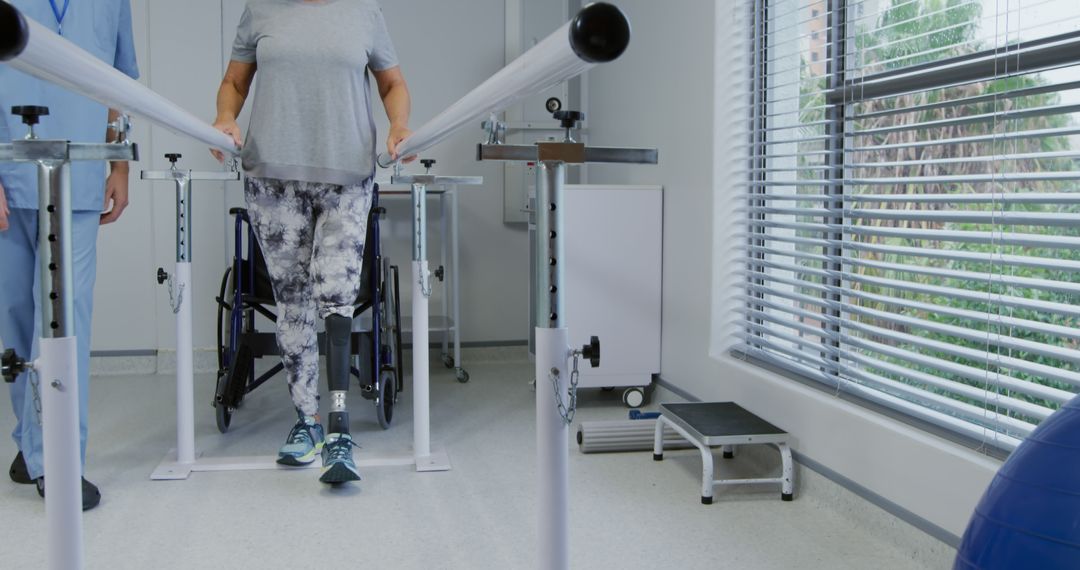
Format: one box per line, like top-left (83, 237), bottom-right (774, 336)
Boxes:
top-left (660, 402), bottom-right (788, 446)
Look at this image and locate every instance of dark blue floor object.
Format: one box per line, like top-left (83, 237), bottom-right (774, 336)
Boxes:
top-left (629, 410), bottom-right (660, 420)
top-left (954, 394), bottom-right (1080, 569)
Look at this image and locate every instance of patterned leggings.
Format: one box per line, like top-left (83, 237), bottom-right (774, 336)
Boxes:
top-left (244, 176), bottom-right (374, 417)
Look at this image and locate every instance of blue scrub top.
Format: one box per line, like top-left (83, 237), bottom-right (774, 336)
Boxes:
top-left (0, 0), bottom-right (139, 212)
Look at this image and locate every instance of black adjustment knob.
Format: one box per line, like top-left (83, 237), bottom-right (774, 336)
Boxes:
top-left (12, 105), bottom-right (49, 126)
top-left (2, 348), bottom-right (27, 383)
top-left (553, 110), bottom-right (585, 130)
top-left (156, 268), bottom-right (168, 285)
top-left (546, 97), bottom-right (563, 113)
top-left (581, 336), bottom-right (600, 368)
top-left (421, 159), bottom-right (436, 170)
top-left (434, 266), bottom-right (445, 282)
top-left (165, 153), bottom-right (182, 164)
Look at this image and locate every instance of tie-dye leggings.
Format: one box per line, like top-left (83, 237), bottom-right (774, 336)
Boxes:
top-left (244, 176), bottom-right (374, 417)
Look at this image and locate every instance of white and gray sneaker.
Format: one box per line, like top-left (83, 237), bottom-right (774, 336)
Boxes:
top-left (277, 413), bottom-right (325, 466)
top-left (320, 433), bottom-right (361, 484)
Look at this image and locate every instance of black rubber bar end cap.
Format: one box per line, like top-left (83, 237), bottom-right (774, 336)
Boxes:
top-left (0, 1), bottom-right (29, 62)
top-left (701, 495), bottom-right (713, 505)
top-left (569, 2), bottom-right (631, 64)
top-left (653, 453), bottom-right (663, 462)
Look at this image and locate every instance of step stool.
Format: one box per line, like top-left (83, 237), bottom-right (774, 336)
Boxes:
top-left (652, 402), bottom-right (794, 504)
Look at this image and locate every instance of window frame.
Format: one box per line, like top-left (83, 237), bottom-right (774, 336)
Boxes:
top-left (740, 0), bottom-right (1080, 454)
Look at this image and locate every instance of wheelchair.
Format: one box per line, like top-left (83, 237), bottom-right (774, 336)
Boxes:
top-left (212, 185), bottom-right (404, 434)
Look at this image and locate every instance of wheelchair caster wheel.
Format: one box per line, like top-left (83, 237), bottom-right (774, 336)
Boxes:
top-left (216, 401), bottom-right (233, 433)
top-left (456, 368), bottom-right (470, 383)
top-left (376, 369), bottom-right (395, 430)
top-left (443, 354), bottom-right (454, 369)
top-left (214, 373), bottom-right (233, 433)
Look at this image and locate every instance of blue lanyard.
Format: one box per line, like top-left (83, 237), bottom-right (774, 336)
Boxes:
top-left (48, 0), bottom-right (70, 34)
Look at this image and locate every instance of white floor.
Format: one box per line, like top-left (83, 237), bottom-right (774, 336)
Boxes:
top-left (1, 353), bottom-right (951, 569)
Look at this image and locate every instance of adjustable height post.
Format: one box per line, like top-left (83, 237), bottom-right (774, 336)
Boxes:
top-left (174, 174), bottom-right (194, 465)
top-left (142, 155), bottom-right (237, 480)
top-left (1, 104), bottom-right (137, 570)
top-left (393, 171), bottom-right (481, 472)
top-left (535, 160), bottom-right (569, 570)
top-left (478, 106), bottom-right (656, 570)
top-left (411, 182), bottom-right (431, 461)
top-left (37, 157), bottom-right (84, 570)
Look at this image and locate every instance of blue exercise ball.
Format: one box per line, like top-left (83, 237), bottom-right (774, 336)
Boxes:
top-left (955, 394), bottom-right (1080, 569)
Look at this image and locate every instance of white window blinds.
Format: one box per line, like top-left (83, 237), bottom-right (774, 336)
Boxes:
top-left (743, 0), bottom-right (1080, 451)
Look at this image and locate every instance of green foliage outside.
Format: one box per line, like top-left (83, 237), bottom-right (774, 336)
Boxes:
top-left (782, 0), bottom-right (1080, 439)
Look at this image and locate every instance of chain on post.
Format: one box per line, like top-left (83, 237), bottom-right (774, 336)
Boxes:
top-left (29, 369), bottom-right (43, 427)
top-left (548, 352), bottom-right (582, 425)
top-left (166, 274), bottom-right (185, 314)
top-left (419, 269), bottom-right (433, 298)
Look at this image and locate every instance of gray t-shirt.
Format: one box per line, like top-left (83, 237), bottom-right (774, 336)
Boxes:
top-left (231, 0), bottom-right (399, 185)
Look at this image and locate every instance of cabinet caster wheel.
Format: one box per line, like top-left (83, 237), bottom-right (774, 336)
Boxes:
top-left (622, 387), bottom-right (645, 408)
top-left (456, 368), bottom-right (470, 383)
top-left (443, 354), bottom-right (455, 369)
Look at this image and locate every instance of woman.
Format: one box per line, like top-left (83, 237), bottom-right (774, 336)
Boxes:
top-left (213, 0), bottom-right (412, 485)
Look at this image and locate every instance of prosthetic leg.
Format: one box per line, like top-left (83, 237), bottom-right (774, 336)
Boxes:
top-left (321, 314), bottom-right (361, 483)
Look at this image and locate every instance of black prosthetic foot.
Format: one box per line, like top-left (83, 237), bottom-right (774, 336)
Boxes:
top-left (327, 411), bottom-right (350, 435)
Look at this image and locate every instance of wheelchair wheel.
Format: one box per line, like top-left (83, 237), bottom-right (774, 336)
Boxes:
top-left (375, 368), bottom-right (395, 430)
top-left (379, 260), bottom-right (404, 393)
top-left (214, 267), bottom-right (235, 433)
top-left (390, 264), bottom-right (404, 393)
top-left (215, 267), bottom-right (232, 371)
top-left (214, 265), bottom-right (253, 433)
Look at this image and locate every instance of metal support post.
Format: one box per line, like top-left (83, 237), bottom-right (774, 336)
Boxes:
top-left (141, 155), bottom-right (238, 480)
top-left (450, 189), bottom-right (462, 376)
top-left (535, 160), bottom-right (570, 570)
top-left (412, 182), bottom-right (431, 462)
top-left (37, 157), bottom-right (83, 570)
top-left (478, 108), bottom-right (657, 570)
top-left (393, 172), bottom-right (483, 472)
top-left (0, 106), bottom-right (138, 570)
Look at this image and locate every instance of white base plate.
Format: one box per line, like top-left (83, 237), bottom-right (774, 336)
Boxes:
top-left (415, 449), bottom-right (452, 472)
top-left (151, 447), bottom-right (451, 480)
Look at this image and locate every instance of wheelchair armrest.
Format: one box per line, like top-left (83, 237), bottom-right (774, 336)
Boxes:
top-left (229, 207), bottom-right (248, 217)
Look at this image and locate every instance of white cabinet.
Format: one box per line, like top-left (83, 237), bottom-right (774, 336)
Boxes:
top-left (563, 185), bottom-right (663, 390)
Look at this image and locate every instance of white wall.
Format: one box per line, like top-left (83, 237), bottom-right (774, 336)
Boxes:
top-left (91, 0), bottom-right (530, 357)
top-left (585, 0), bottom-right (1002, 539)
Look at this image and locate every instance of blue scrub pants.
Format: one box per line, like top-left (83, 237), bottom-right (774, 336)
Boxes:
top-left (1, 208), bottom-right (99, 480)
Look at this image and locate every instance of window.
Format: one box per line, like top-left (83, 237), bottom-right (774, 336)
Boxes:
top-left (744, 0), bottom-right (1080, 452)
